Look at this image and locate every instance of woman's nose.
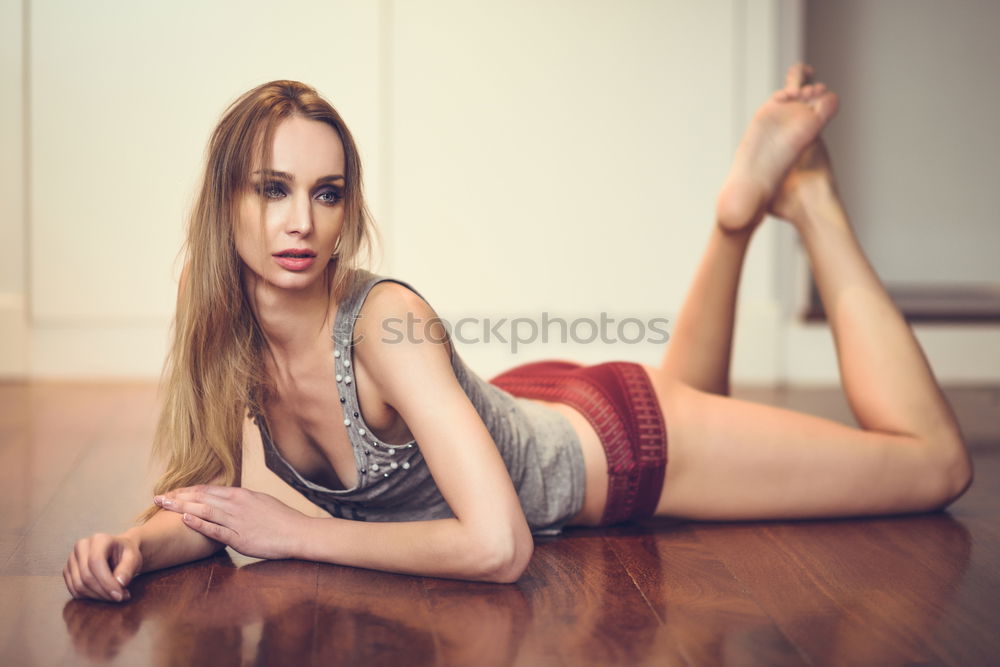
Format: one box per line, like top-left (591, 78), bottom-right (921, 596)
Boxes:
top-left (285, 193), bottom-right (313, 235)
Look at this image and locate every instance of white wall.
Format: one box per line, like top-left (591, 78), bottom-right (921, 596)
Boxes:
top-left (0, 0), bottom-right (28, 375)
top-left (3, 0), bottom-right (995, 385)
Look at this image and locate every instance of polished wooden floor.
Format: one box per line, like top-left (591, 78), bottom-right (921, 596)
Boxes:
top-left (1, 381), bottom-right (998, 666)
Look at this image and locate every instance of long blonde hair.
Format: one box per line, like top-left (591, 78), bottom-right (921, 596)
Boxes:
top-left (135, 81), bottom-right (379, 525)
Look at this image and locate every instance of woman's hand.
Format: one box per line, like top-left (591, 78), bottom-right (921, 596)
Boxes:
top-left (64, 532), bottom-right (142, 602)
top-left (154, 485), bottom-right (310, 560)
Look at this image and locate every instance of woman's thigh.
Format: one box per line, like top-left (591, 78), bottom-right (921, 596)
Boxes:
top-left (642, 366), bottom-right (948, 521)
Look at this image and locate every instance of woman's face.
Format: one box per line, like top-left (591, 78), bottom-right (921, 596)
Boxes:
top-left (235, 114), bottom-right (347, 294)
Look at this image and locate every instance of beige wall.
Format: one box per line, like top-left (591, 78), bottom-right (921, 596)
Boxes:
top-left (386, 0), bottom-right (784, 382)
top-left (0, 0), bottom-right (28, 374)
top-left (782, 0), bottom-right (1000, 384)
top-left (808, 0), bottom-right (1000, 285)
top-left (3, 0), bottom-right (995, 384)
top-left (23, 0), bottom-right (383, 377)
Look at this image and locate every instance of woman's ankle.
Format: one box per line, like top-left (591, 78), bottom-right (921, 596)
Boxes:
top-left (786, 179), bottom-right (849, 235)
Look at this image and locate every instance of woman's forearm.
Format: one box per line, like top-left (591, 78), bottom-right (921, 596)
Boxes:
top-left (296, 515), bottom-right (532, 584)
top-left (123, 508), bottom-right (227, 575)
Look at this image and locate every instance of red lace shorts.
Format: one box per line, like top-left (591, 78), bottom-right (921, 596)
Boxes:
top-left (489, 360), bottom-right (668, 526)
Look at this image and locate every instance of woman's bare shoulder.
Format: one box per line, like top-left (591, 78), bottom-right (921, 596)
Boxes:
top-left (355, 279), bottom-right (452, 358)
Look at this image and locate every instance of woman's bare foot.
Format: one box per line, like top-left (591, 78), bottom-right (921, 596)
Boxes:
top-left (768, 137), bottom-right (841, 229)
top-left (715, 64), bottom-right (840, 233)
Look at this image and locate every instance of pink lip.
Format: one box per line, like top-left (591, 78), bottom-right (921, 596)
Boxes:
top-left (273, 248), bottom-right (317, 272)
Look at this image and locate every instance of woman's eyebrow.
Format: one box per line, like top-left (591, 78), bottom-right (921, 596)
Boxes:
top-left (252, 169), bottom-right (345, 185)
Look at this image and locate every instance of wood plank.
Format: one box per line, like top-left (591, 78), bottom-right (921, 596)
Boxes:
top-left (0, 575), bottom-right (88, 665)
top-left (605, 520), bottom-right (808, 665)
top-left (0, 382), bottom-right (30, 450)
top-left (420, 568), bottom-right (535, 666)
top-left (927, 448), bottom-right (1000, 664)
top-left (0, 381), bottom-right (997, 665)
top-left (5, 384), bottom-right (159, 574)
top-left (505, 533), bottom-right (664, 666)
top-left (313, 562), bottom-right (439, 665)
top-left (0, 534), bottom-right (20, 573)
top-left (0, 557), bottom-right (217, 666)
top-left (180, 555), bottom-right (321, 666)
top-left (691, 514), bottom-right (991, 666)
top-left (0, 383), bottom-right (147, 535)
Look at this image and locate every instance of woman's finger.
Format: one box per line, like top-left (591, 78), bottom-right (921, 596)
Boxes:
top-left (158, 489), bottom-right (235, 517)
top-left (181, 512), bottom-right (239, 545)
top-left (63, 565), bottom-right (77, 599)
top-left (155, 496), bottom-right (230, 526)
top-left (71, 543), bottom-right (101, 600)
top-left (112, 540), bottom-right (141, 592)
top-left (87, 545), bottom-right (127, 602)
top-left (70, 549), bottom-right (105, 601)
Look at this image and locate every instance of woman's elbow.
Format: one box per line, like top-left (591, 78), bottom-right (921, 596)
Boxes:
top-left (931, 446), bottom-right (975, 511)
top-left (493, 534), bottom-right (533, 583)
top-left (472, 526), bottom-right (534, 584)
top-left (914, 435), bottom-right (975, 513)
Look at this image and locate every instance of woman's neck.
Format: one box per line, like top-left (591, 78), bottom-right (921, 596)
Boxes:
top-left (246, 275), bottom-right (337, 367)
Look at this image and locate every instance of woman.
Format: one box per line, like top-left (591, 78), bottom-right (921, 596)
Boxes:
top-left (63, 65), bottom-right (973, 602)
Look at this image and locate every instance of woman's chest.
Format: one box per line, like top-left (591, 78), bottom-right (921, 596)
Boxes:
top-left (265, 359), bottom-right (413, 489)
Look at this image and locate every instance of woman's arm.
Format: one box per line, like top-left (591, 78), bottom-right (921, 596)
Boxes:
top-left (160, 283), bottom-right (536, 583)
top-left (65, 479), bottom-right (230, 602)
top-left (296, 515), bottom-right (528, 583)
top-left (349, 282), bottom-right (535, 582)
top-left (159, 484), bottom-right (529, 583)
top-left (122, 505), bottom-right (227, 575)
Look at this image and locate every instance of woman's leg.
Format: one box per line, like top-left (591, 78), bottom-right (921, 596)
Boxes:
top-left (660, 65), bottom-right (834, 395)
top-left (657, 226), bottom-right (750, 396)
top-left (648, 66), bottom-right (972, 521)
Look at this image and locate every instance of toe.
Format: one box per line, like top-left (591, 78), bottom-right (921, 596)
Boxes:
top-left (812, 91), bottom-right (840, 122)
top-left (784, 63), bottom-right (808, 91)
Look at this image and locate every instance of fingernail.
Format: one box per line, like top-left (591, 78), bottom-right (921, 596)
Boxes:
top-left (115, 575), bottom-right (126, 587)
top-left (124, 590), bottom-right (132, 601)
top-left (112, 590), bottom-right (122, 602)
top-left (161, 498), bottom-right (174, 508)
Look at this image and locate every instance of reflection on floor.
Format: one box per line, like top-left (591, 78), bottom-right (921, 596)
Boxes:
top-left (1, 382), bottom-right (998, 665)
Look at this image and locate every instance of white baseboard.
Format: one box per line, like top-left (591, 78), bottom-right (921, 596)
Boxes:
top-left (783, 320), bottom-right (1000, 385)
top-left (0, 292), bottom-right (28, 378)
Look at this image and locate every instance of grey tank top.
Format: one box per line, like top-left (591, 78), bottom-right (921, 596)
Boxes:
top-left (253, 269), bottom-right (586, 536)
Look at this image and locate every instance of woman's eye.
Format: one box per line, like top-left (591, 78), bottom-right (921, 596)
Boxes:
top-left (317, 189), bottom-right (344, 205)
top-left (257, 182), bottom-right (285, 199)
